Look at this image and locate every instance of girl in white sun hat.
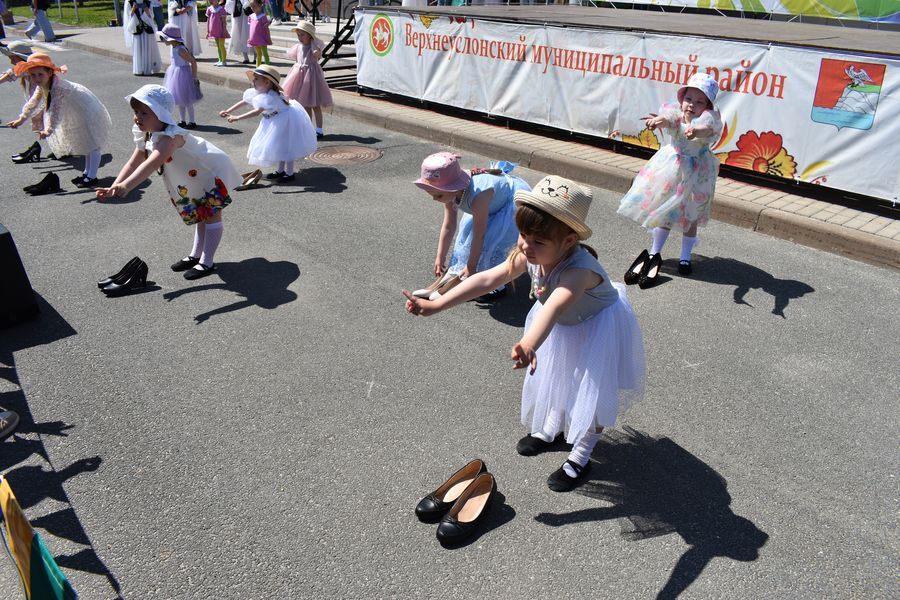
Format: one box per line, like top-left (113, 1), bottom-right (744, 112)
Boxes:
top-left (404, 175), bottom-right (646, 493)
top-left (97, 84), bottom-right (241, 280)
top-left (617, 72), bottom-right (723, 285)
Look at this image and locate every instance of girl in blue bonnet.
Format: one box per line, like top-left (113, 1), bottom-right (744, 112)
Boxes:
top-left (410, 152), bottom-right (530, 302)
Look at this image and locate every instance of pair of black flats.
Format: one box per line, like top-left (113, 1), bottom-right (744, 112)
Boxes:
top-left (415, 459), bottom-right (497, 544)
top-left (623, 249), bottom-right (663, 289)
top-left (99, 257), bottom-right (149, 296)
top-left (12, 141), bottom-right (41, 164)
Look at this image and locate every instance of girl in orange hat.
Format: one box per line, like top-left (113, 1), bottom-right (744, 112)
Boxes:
top-left (6, 53), bottom-right (111, 188)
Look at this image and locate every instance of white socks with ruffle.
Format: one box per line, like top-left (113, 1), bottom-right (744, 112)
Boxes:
top-left (563, 431), bottom-right (599, 477)
top-left (680, 236), bottom-right (698, 262)
top-left (649, 227), bottom-right (670, 256)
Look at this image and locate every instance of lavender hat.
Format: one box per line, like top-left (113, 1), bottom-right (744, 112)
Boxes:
top-left (413, 152), bottom-right (471, 194)
top-left (678, 73), bottom-right (719, 108)
top-left (158, 23), bottom-right (185, 44)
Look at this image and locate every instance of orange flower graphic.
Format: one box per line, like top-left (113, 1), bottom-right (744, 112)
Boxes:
top-left (724, 131), bottom-right (797, 179)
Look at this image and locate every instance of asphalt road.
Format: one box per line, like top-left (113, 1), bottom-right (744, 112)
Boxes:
top-left (0, 47), bottom-right (897, 599)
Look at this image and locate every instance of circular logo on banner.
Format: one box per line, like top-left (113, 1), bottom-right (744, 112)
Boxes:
top-left (369, 14), bottom-right (394, 57)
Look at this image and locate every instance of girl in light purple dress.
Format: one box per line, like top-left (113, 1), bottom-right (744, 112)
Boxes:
top-left (282, 20), bottom-right (332, 138)
top-left (246, 0), bottom-right (271, 66)
top-left (206, 0), bottom-right (230, 66)
top-left (160, 24), bottom-right (201, 129)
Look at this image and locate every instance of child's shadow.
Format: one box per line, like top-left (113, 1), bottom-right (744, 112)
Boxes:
top-left (320, 134), bottom-right (382, 145)
top-left (162, 257), bottom-right (300, 323)
top-left (270, 166), bottom-right (347, 194)
top-left (684, 255), bottom-right (814, 318)
top-left (534, 426), bottom-right (768, 600)
top-left (189, 124), bottom-right (243, 135)
top-left (475, 273), bottom-right (532, 327)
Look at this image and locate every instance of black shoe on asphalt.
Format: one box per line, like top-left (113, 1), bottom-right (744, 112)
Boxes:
top-left (678, 260), bottom-right (693, 275)
top-left (183, 263), bottom-right (216, 280)
top-left (516, 432), bottom-right (565, 456)
top-left (277, 173), bottom-right (295, 183)
top-left (265, 171), bottom-right (285, 180)
top-left (0, 410), bottom-right (20, 442)
top-left (171, 256), bottom-right (200, 272)
top-left (73, 175), bottom-right (98, 188)
top-left (547, 460), bottom-right (591, 492)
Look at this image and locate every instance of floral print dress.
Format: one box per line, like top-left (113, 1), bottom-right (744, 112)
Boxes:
top-left (135, 123), bottom-right (241, 225)
top-left (617, 103), bottom-right (723, 233)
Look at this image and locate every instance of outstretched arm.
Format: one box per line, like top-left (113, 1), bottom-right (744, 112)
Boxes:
top-left (226, 107), bottom-right (263, 122)
top-left (219, 99), bottom-right (248, 117)
top-left (434, 202), bottom-right (457, 276)
top-left (463, 189), bottom-right (493, 277)
top-left (96, 136), bottom-right (177, 198)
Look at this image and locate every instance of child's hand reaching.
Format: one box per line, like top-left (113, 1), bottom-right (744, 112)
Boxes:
top-left (5, 116), bottom-right (25, 129)
top-left (511, 341), bottom-right (537, 374)
top-left (95, 184), bottom-right (127, 200)
top-left (402, 290), bottom-right (438, 317)
top-left (218, 110), bottom-right (230, 118)
top-left (642, 113), bottom-right (666, 131)
top-left (38, 129), bottom-right (51, 139)
top-left (226, 115), bottom-right (238, 123)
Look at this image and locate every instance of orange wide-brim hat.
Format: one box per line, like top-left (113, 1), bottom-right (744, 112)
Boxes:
top-left (13, 53), bottom-right (65, 77)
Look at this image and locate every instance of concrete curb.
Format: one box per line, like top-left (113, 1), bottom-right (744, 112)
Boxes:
top-left (62, 33), bottom-right (900, 272)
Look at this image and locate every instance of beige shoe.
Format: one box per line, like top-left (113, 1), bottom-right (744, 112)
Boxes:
top-left (235, 169), bottom-right (262, 190)
top-left (428, 274), bottom-right (464, 301)
top-left (411, 271), bottom-right (453, 299)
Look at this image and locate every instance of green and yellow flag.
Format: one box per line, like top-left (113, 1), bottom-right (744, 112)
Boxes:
top-left (0, 476), bottom-right (77, 600)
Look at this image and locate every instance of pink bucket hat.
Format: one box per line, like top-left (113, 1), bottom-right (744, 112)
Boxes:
top-left (678, 73), bottom-right (719, 108)
top-left (414, 152), bottom-right (471, 194)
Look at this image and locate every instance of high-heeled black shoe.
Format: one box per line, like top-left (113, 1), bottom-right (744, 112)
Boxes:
top-left (98, 257), bottom-right (142, 289)
top-left (415, 459), bottom-right (487, 523)
top-left (623, 249), bottom-right (650, 285)
top-left (11, 142), bottom-right (41, 164)
top-left (436, 472), bottom-right (496, 544)
top-left (102, 261), bottom-right (149, 297)
top-left (24, 172), bottom-right (61, 195)
top-left (638, 253), bottom-right (662, 289)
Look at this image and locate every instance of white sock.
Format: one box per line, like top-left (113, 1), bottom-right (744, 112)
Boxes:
top-left (179, 106), bottom-right (187, 122)
top-left (285, 161), bottom-right (294, 176)
top-left (277, 161), bottom-right (285, 173)
top-left (532, 410), bottom-right (561, 443)
top-left (190, 222), bottom-right (206, 258)
top-left (199, 222), bottom-right (223, 267)
top-left (187, 105), bottom-right (195, 124)
top-left (315, 127), bottom-right (323, 135)
top-left (563, 431), bottom-right (598, 477)
top-left (84, 148), bottom-right (101, 178)
top-left (649, 227), bottom-right (670, 256)
top-left (680, 236), bottom-right (698, 262)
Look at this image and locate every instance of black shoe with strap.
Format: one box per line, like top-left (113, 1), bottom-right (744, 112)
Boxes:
top-left (516, 432), bottom-right (565, 456)
top-left (678, 260), bottom-right (693, 275)
top-left (547, 460), bottom-right (592, 492)
top-left (171, 256), bottom-right (200, 272)
top-left (183, 264), bottom-right (216, 280)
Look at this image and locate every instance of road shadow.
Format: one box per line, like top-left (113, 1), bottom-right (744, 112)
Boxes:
top-left (280, 166), bottom-right (347, 194)
top-left (534, 426), bottom-right (768, 600)
top-left (678, 255), bottom-right (814, 318)
top-left (0, 294), bottom-right (123, 597)
top-left (437, 491), bottom-right (516, 550)
top-left (162, 257), bottom-right (300, 323)
top-left (474, 273), bottom-right (534, 328)
top-left (319, 134), bottom-right (382, 145)
top-left (189, 124), bottom-right (243, 135)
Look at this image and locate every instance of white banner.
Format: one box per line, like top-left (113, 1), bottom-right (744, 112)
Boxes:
top-left (356, 10), bottom-right (900, 203)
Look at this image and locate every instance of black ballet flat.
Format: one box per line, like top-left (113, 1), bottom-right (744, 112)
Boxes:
top-left (98, 256), bottom-right (142, 288)
top-left (170, 256), bottom-right (200, 272)
top-left (638, 253), bottom-right (662, 289)
top-left (516, 432), bottom-right (565, 456)
top-left (183, 263), bottom-right (216, 280)
top-left (24, 172), bottom-right (61, 195)
top-left (436, 473), bottom-right (496, 544)
top-left (623, 249), bottom-right (650, 285)
top-left (547, 460), bottom-right (592, 493)
top-left (678, 260), bottom-right (693, 275)
top-left (102, 261), bottom-right (149, 297)
top-left (72, 175), bottom-right (98, 188)
top-left (265, 171), bottom-right (285, 180)
top-left (415, 459), bottom-right (487, 523)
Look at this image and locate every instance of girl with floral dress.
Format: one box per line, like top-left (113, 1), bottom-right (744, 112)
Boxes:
top-left (96, 84), bottom-right (241, 280)
top-left (219, 64), bottom-right (316, 183)
top-left (123, 0), bottom-right (162, 75)
top-left (6, 53), bottom-right (111, 188)
top-left (617, 73), bottom-right (723, 285)
top-left (206, 0), bottom-right (231, 66)
top-left (246, 0), bottom-right (271, 66)
top-left (282, 21), bottom-right (332, 138)
top-left (404, 175), bottom-right (646, 492)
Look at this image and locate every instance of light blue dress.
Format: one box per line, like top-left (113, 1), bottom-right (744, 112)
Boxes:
top-left (447, 164), bottom-right (530, 275)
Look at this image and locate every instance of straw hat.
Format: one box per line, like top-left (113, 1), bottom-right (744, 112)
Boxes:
top-left (158, 23), bottom-right (185, 44)
top-left (413, 152), bottom-right (471, 194)
top-left (125, 84), bottom-right (179, 126)
top-left (514, 175), bottom-right (593, 240)
top-left (678, 73), bottom-right (719, 108)
top-left (13, 53), bottom-right (64, 77)
top-left (245, 64), bottom-right (283, 92)
top-left (291, 20), bottom-right (318, 40)
top-left (0, 41), bottom-right (34, 61)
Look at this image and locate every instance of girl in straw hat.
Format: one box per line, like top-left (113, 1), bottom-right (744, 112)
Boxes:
top-left (96, 84), bottom-right (241, 280)
top-left (219, 65), bottom-right (316, 183)
top-left (160, 23), bottom-right (202, 129)
top-left (6, 53), bottom-right (111, 188)
top-left (404, 175), bottom-right (646, 492)
top-left (617, 73), bottom-right (723, 284)
top-left (282, 21), bottom-right (332, 139)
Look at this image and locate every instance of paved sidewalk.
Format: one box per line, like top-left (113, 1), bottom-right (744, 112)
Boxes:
top-left (19, 25), bottom-right (900, 270)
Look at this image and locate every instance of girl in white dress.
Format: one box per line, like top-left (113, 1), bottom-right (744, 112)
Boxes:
top-left (167, 0), bottom-right (202, 56)
top-left (97, 85), bottom-right (241, 280)
top-left (404, 175), bottom-right (646, 493)
top-left (225, 0), bottom-right (252, 64)
top-left (6, 53), bottom-right (111, 188)
top-left (123, 0), bottom-right (162, 75)
top-left (219, 65), bottom-right (316, 183)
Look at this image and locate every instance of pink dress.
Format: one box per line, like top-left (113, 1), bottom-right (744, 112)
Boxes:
top-left (205, 5), bottom-right (230, 39)
top-left (246, 12), bottom-right (270, 47)
top-left (281, 40), bottom-right (333, 108)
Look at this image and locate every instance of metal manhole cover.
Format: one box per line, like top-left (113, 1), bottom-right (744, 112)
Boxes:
top-left (308, 145), bottom-right (383, 166)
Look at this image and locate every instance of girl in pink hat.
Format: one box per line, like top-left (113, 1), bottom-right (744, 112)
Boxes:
top-left (410, 152), bottom-right (530, 302)
top-left (617, 73), bottom-right (723, 285)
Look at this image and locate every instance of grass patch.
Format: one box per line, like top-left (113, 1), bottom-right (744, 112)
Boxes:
top-left (8, 0), bottom-right (119, 27)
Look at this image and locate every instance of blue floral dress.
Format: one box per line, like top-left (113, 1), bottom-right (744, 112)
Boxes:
top-left (617, 103), bottom-right (723, 233)
top-left (447, 163), bottom-right (530, 275)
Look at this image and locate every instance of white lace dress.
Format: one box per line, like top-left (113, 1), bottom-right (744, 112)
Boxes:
top-left (19, 76), bottom-right (111, 156)
top-left (243, 88), bottom-right (317, 168)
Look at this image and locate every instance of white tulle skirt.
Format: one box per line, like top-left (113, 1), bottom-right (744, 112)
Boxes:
top-left (521, 283), bottom-right (646, 442)
top-left (246, 100), bottom-right (317, 168)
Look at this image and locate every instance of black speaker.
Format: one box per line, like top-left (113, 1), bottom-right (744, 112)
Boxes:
top-left (0, 224), bottom-right (39, 328)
